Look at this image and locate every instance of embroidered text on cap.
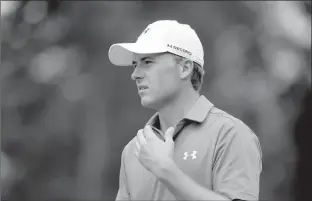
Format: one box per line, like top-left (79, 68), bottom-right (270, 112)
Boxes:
top-left (167, 44), bottom-right (192, 56)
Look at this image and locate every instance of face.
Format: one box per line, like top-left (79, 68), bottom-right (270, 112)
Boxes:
top-left (131, 53), bottom-right (182, 109)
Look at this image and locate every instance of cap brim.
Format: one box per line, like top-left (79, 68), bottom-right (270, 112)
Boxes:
top-left (108, 42), bottom-right (167, 66)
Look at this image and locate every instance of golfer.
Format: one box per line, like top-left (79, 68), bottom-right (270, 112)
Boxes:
top-left (108, 20), bottom-right (262, 201)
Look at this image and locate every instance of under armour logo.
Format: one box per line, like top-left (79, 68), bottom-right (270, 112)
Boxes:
top-left (143, 27), bottom-right (150, 34)
top-left (183, 151), bottom-right (197, 160)
top-left (138, 27), bottom-right (151, 40)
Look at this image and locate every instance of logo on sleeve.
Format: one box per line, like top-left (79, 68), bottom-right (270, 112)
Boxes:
top-left (183, 151), bottom-right (197, 160)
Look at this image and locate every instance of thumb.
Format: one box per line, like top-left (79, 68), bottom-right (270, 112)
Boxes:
top-left (165, 127), bottom-right (175, 142)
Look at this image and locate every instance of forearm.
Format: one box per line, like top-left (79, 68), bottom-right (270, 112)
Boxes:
top-left (156, 160), bottom-right (230, 201)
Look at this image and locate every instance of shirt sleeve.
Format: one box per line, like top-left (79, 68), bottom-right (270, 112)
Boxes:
top-left (212, 120), bottom-right (262, 200)
top-left (116, 147), bottom-right (131, 201)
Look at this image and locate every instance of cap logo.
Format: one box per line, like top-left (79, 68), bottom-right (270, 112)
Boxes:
top-left (167, 44), bottom-right (192, 56)
top-left (137, 27), bottom-right (151, 40)
top-left (143, 27), bottom-right (150, 34)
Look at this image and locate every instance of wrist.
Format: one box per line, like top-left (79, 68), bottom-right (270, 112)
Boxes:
top-left (154, 158), bottom-right (177, 180)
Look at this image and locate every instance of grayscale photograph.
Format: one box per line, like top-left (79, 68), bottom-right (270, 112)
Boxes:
top-left (1, 1), bottom-right (311, 201)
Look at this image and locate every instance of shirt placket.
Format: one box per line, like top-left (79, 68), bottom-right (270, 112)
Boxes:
top-left (153, 119), bottom-right (192, 200)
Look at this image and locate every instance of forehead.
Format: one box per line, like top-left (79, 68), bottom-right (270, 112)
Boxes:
top-left (132, 52), bottom-right (175, 62)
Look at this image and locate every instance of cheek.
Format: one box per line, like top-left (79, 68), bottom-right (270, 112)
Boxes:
top-left (154, 68), bottom-right (180, 92)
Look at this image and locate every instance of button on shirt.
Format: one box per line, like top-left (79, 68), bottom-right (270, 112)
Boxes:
top-left (116, 95), bottom-right (262, 200)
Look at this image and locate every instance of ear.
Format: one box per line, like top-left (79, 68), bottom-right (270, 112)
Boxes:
top-left (180, 59), bottom-right (194, 80)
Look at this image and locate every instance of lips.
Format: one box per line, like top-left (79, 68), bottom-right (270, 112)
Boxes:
top-left (138, 86), bottom-right (148, 91)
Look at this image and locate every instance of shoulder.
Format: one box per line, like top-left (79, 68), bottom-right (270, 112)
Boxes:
top-left (209, 107), bottom-right (262, 166)
top-left (208, 107), bottom-right (260, 144)
top-left (121, 136), bottom-right (137, 159)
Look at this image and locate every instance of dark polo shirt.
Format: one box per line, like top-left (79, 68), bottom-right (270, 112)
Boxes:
top-left (116, 95), bottom-right (262, 200)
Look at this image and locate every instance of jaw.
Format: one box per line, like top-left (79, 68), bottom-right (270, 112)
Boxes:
top-left (140, 95), bottom-right (158, 109)
top-left (140, 90), bottom-right (180, 110)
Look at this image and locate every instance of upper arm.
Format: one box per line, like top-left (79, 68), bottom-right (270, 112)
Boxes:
top-left (212, 121), bottom-right (262, 200)
top-left (116, 147), bottom-right (131, 201)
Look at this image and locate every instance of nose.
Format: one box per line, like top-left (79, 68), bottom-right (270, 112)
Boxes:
top-left (131, 66), bottom-right (144, 81)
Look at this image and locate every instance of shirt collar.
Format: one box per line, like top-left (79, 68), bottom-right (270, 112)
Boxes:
top-left (146, 95), bottom-right (214, 128)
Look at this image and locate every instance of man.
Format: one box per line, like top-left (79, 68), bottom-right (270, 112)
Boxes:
top-left (108, 20), bottom-right (262, 201)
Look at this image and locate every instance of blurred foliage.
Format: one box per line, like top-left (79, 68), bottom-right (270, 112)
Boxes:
top-left (293, 89), bottom-right (312, 201)
top-left (1, 1), bottom-right (311, 200)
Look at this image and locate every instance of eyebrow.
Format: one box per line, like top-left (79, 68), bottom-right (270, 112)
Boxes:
top-left (132, 56), bottom-right (153, 65)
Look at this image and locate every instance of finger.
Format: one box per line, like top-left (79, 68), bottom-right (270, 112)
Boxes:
top-left (134, 149), bottom-right (139, 158)
top-left (137, 129), bottom-right (147, 145)
top-left (144, 125), bottom-right (157, 140)
top-left (135, 138), bottom-right (141, 150)
top-left (165, 127), bottom-right (175, 142)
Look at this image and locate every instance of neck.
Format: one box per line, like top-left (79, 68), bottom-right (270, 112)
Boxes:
top-left (158, 87), bottom-right (200, 133)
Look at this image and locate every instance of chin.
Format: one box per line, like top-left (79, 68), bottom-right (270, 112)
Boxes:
top-left (140, 96), bottom-right (159, 109)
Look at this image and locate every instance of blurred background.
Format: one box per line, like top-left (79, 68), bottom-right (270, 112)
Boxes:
top-left (1, 1), bottom-right (311, 200)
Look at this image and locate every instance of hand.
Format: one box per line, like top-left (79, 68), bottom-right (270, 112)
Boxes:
top-left (135, 125), bottom-right (175, 176)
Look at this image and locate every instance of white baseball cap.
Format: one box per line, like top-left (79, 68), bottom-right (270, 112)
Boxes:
top-left (108, 20), bottom-right (204, 67)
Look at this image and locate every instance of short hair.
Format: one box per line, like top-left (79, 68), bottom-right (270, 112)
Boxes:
top-left (173, 54), bottom-right (205, 91)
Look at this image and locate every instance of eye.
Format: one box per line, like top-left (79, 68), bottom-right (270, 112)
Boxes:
top-left (144, 60), bottom-right (153, 65)
top-left (132, 63), bottom-right (137, 69)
